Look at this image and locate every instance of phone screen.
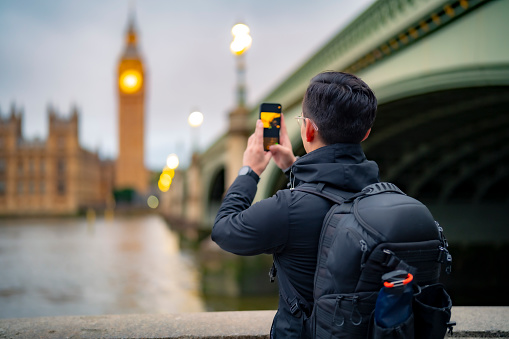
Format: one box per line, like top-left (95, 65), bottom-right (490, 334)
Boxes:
top-left (260, 103), bottom-right (282, 151)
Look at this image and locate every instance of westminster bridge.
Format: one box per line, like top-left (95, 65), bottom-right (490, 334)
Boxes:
top-left (163, 0), bottom-right (509, 236)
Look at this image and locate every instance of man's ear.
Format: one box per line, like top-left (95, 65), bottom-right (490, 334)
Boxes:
top-left (306, 119), bottom-right (315, 142)
top-left (361, 128), bottom-right (371, 142)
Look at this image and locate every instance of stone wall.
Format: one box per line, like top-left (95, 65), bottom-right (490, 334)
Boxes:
top-left (0, 307), bottom-right (508, 338)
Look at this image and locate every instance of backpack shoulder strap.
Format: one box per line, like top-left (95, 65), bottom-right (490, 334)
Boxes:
top-left (273, 183), bottom-right (358, 318)
top-left (272, 255), bottom-right (312, 318)
top-left (293, 183), bottom-right (357, 204)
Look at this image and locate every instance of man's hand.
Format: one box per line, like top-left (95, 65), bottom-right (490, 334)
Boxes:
top-left (243, 120), bottom-right (272, 176)
top-left (269, 114), bottom-right (296, 170)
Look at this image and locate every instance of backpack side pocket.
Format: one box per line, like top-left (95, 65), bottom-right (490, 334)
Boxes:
top-left (413, 283), bottom-right (452, 339)
top-left (312, 291), bottom-right (378, 339)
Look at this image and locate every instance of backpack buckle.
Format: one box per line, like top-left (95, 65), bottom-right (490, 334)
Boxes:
top-left (269, 263), bottom-right (277, 283)
top-left (288, 297), bottom-right (302, 317)
top-left (438, 246), bottom-right (453, 274)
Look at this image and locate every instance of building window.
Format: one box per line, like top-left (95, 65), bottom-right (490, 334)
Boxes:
top-left (40, 182), bottom-right (45, 195)
top-left (0, 158), bottom-right (5, 173)
top-left (57, 180), bottom-right (65, 195)
top-left (40, 160), bottom-right (45, 174)
top-left (29, 159), bottom-right (34, 174)
top-left (18, 161), bottom-right (23, 175)
top-left (57, 159), bottom-right (65, 174)
top-left (17, 182), bottom-right (23, 194)
top-left (0, 181), bottom-right (5, 195)
top-left (29, 182), bottom-right (35, 194)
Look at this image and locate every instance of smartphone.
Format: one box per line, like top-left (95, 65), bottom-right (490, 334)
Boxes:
top-left (259, 103), bottom-right (282, 151)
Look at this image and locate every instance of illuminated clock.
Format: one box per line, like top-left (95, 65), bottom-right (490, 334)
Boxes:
top-left (119, 69), bottom-right (143, 94)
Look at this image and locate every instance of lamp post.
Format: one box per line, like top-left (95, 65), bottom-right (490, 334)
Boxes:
top-left (188, 110), bottom-right (204, 153)
top-left (230, 23), bottom-right (252, 107)
top-left (226, 23), bottom-right (253, 188)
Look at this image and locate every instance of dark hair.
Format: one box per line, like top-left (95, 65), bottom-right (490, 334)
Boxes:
top-left (302, 71), bottom-right (377, 144)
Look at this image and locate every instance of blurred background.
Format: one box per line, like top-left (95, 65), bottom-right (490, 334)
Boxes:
top-left (1, 0), bottom-right (508, 319)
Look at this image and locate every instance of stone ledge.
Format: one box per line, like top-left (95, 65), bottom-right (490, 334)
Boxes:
top-left (0, 307), bottom-right (507, 338)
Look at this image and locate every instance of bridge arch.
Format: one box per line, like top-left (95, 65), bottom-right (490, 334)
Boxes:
top-left (364, 85), bottom-right (509, 203)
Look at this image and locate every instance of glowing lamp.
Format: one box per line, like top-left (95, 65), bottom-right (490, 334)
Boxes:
top-left (188, 111), bottom-right (204, 127)
top-left (162, 167), bottom-right (175, 178)
top-left (147, 195), bottom-right (159, 209)
top-left (158, 180), bottom-right (170, 192)
top-left (231, 23), bottom-right (250, 36)
top-left (230, 23), bottom-right (252, 56)
top-left (166, 153), bottom-right (179, 170)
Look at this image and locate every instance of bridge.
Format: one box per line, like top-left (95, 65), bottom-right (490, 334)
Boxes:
top-left (162, 0), bottom-right (509, 235)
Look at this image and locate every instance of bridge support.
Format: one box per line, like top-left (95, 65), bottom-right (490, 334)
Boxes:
top-left (226, 106), bottom-right (251, 189)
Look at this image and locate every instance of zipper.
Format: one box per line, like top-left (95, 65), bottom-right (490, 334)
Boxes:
top-left (346, 228), bottom-right (369, 269)
top-left (289, 168), bottom-right (296, 190)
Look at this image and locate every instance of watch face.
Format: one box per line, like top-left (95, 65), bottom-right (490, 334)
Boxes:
top-left (119, 69), bottom-right (143, 93)
top-left (239, 166), bottom-right (250, 175)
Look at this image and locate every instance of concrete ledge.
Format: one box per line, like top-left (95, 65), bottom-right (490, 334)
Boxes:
top-left (0, 307), bottom-right (507, 338)
top-left (0, 311), bottom-right (276, 339)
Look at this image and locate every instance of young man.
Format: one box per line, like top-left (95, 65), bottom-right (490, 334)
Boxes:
top-left (212, 71), bottom-right (379, 338)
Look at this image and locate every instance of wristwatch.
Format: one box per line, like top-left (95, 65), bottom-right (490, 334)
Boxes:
top-left (238, 166), bottom-right (260, 183)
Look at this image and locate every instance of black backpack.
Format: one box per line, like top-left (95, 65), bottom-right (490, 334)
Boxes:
top-left (271, 182), bottom-right (453, 338)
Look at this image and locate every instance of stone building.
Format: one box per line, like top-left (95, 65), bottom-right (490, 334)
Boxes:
top-left (0, 105), bottom-right (114, 215)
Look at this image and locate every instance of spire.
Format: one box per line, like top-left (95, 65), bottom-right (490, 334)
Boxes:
top-left (126, 9), bottom-right (137, 45)
top-left (121, 4), bottom-right (141, 60)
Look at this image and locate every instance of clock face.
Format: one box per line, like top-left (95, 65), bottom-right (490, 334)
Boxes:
top-left (119, 69), bottom-right (143, 93)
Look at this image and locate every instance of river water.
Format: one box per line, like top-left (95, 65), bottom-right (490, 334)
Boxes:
top-left (0, 215), bottom-right (204, 319)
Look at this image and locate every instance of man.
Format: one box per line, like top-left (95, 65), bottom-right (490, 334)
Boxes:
top-left (211, 71), bottom-right (379, 338)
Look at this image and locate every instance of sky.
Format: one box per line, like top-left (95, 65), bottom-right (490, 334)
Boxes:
top-left (0, 0), bottom-right (375, 170)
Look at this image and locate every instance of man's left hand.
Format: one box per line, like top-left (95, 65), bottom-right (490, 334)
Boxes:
top-left (243, 120), bottom-right (272, 176)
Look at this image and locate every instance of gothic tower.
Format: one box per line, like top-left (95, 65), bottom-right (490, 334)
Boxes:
top-left (115, 13), bottom-right (147, 194)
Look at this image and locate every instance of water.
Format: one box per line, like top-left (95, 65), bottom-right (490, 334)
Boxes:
top-left (0, 215), bottom-right (204, 319)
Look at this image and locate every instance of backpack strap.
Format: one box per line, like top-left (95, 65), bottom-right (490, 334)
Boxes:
top-left (294, 182), bottom-right (405, 205)
top-left (293, 183), bottom-right (358, 205)
top-left (272, 255), bottom-right (312, 318)
top-left (271, 183), bottom-right (358, 318)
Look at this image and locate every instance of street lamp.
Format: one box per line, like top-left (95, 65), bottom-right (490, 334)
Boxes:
top-left (188, 110), bottom-right (204, 128)
top-left (188, 110), bottom-right (203, 153)
top-left (166, 153), bottom-right (180, 170)
top-left (230, 23), bottom-right (252, 107)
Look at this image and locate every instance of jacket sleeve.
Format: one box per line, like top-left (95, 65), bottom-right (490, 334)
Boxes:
top-left (211, 174), bottom-right (289, 256)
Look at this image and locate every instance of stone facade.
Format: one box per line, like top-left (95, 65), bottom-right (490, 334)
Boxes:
top-left (0, 105), bottom-right (114, 215)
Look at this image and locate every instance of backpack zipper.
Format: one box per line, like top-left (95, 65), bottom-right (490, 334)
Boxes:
top-left (346, 229), bottom-right (369, 269)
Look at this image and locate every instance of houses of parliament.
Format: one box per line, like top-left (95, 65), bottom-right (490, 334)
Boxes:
top-left (0, 15), bottom-right (148, 215)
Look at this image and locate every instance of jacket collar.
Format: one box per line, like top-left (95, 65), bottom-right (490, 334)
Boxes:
top-left (290, 143), bottom-right (379, 192)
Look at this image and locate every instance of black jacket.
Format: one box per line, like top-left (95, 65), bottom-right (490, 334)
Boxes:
top-left (212, 143), bottom-right (380, 338)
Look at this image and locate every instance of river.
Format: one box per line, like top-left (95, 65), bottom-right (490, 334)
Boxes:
top-left (0, 215), bottom-right (204, 319)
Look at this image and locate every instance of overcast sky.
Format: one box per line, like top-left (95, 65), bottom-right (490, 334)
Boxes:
top-left (0, 0), bottom-right (375, 170)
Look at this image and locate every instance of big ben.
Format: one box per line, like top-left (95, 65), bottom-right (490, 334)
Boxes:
top-left (115, 15), bottom-right (147, 195)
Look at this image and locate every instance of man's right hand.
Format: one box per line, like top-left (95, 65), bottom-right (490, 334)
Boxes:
top-left (269, 114), bottom-right (296, 170)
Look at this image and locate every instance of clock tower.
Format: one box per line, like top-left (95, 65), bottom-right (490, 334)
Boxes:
top-left (115, 14), bottom-right (147, 194)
